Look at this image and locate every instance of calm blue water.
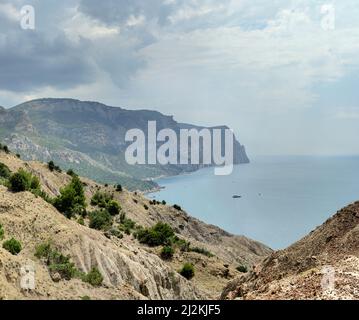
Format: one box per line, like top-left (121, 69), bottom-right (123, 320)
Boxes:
top-left (149, 156), bottom-right (359, 249)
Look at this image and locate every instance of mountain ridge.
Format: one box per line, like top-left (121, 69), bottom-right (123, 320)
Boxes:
top-left (0, 98), bottom-right (249, 191)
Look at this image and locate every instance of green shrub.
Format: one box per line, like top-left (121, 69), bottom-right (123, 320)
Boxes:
top-left (3, 238), bottom-right (22, 255)
top-left (109, 228), bottom-right (123, 239)
top-left (35, 242), bottom-right (52, 260)
top-left (107, 200), bottom-right (121, 216)
top-left (189, 247), bottom-right (214, 257)
top-left (162, 200), bottom-right (166, 205)
top-left (160, 246), bottom-right (174, 260)
top-left (8, 171), bottom-right (28, 192)
top-left (91, 191), bottom-right (112, 208)
top-left (0, 224), bottom-right (4, 240)
top-left (89, 209), bottom-right (113, 231)
top-left (236, 265), bottom-right (248, 273)
top-left (48, 253), bottom-right (77, 280)
top-left (81, 295), bottom-right (91, 300)
top-left (179, 263), bottom-right (195, 280)
top-left (8, 169), bottom-right (40, 193)
top-left (35, 242), bottom-right (77, 280)
top-left (0, 162), bottom-right (11, 179)
top-left (66, 169), bottom-right (77, 177)
top-left (31, 188), bottom-right (52, 203)
top-left (136, 222), bottom-right (175, 247)
top-left (77, 217), bottom-right (85, 225)
top-left (119, 212), bottom-right (126, 224)
top-left (119, 217), bottom-right (136, 235)
top-left (144, 204), bottom-right (149, 210)
top-left (116, 184), bottom-right (122, 192)
top-left (83, 267), bottom-right (103, 287)
top-left (48, 161), bottom-right (55, 171)
top-left (53, 176), bottom-right (86, 218)
top-left (173, 237), bottom-right (190, 252)
top-left (48, 161), bottom-right (61, 172)
top-left (2, 145), bottom-right (9, 153)
top-left (173, 204), bottom-right (182, 211)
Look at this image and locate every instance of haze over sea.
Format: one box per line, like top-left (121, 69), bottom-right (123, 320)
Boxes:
top-left (149, 156), bottom-right (359, 249)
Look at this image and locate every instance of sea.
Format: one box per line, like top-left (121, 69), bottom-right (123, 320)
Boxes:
top-left (148, 156), bottom-right (359, 249)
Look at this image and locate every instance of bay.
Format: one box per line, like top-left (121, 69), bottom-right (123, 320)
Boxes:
top-left (149, 156), bottom-right (359, 249)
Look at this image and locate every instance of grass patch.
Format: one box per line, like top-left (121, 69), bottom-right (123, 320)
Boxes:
top-left (189, 247), bottom-right (214, 258)
top-left (3, 238), bottom-right (22, 255)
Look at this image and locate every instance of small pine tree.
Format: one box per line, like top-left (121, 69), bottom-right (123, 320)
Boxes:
top-left (107, 200), bottom-right (121, 216)
top-left (53, 176), bottom-right (86, 218)
top-left (48, 161), bottom-right (55, 172)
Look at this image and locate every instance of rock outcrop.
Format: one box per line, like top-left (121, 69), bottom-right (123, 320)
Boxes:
top-left (221, 202), bottom-right (359, 300)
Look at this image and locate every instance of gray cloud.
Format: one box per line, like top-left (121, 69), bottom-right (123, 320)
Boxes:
top-left (0, 6), bottom-right (96, 92)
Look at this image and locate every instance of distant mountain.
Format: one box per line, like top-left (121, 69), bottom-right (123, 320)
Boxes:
top-left (0, 98), bottom-right (249, 190)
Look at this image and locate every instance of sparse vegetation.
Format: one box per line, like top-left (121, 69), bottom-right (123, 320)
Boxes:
top-left (35, 242), bottom-right (77, 280)
top-left (2, 145), bottom-right (9, 153)
top-left (0, 224), bottom-right (4, 240)
top-left (83, 267), bottom-right (103, 287)
top-left (3, 238), bottom-right (22, 255)
top-left (107, 200), bottom-right (121, 216)
top-left (136, 222), bottom-right (175, 247)
top-left (89, 209), bottom-right (113, 231)
top-left (108, 228), bottom-right (123, 239)
top-left (119, 216), bottom-right (136, 235)
top-left (53, 176), bottom-right (86, 218)
top-left (173, 237), bottom-right (191, 252)
top-left (91, 191), bottom-right (112, 208)
top-left (236, 265), bottom-right (248, 273)
top-left (8, 169), bottom-right (40, 193)
top-left (160, 246), bottom-right (174, 260)
top-left (66, 169), bottom-right (77, 177)
top-left (77, 216), bottom-right (85, 225)
top-left (0, 162), bottom-right (11, 179)
top-left (179, 263), bottom-right (195, 280)
top-left (189, 247), bottom-right (214, 258)
top-left (48, 161), bottom-right (62, 173)
top-left (173, 204), bottom-right (182, 211)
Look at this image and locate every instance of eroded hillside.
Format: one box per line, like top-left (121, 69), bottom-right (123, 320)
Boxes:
top-left (222, 201), bottom-right (359, 300)
top-left (0, 148), bottom-right (270, 300)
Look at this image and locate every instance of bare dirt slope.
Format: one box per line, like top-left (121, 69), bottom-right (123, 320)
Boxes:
top-left (222, 202), bottom-right (359, 300)
top-left (0, 150), bottom-right (270, 300)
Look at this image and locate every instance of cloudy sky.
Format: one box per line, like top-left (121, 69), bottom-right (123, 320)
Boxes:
top-left (1, 0), bottom-right (359, 156)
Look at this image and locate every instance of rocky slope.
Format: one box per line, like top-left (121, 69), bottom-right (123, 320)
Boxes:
top-left (0, 98), bottom-right (249, 190)
top-left (0, 149), bottom-right (269, 300)
top-left (221, 202), bottom-right (359, 300)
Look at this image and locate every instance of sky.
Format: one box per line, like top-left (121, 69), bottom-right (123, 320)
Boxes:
top-left (0, 0), bottom-right (359, 156)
